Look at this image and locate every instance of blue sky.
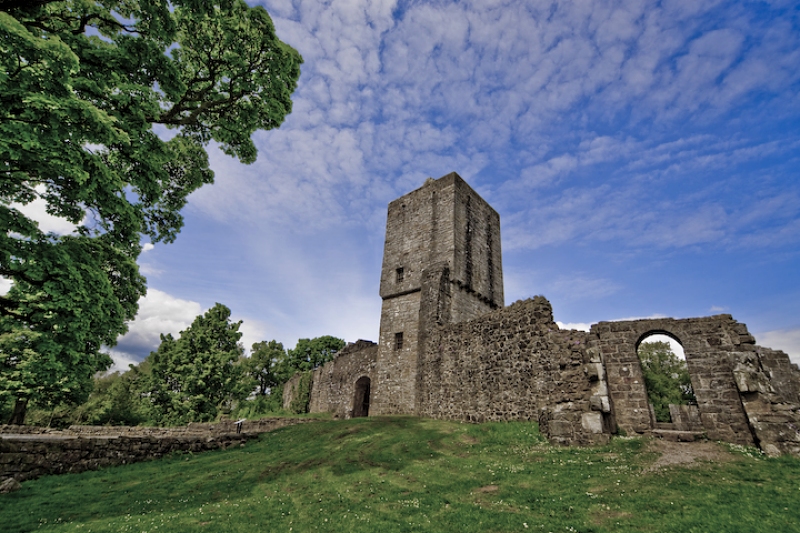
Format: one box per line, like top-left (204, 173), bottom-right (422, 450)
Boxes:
top-left (103, 0), bottom-right (800, 368)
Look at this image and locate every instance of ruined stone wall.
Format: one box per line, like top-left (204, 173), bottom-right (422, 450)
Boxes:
top-left (733, 347), bottom-right (800, 456)
top-left (753, 347), bottom-right (800, 404)
top-left (449, 285), bottom-right (498, 324)
top-left (282, 372), bottom-right (304, 410)
top-left (0, 418), bottom-right (312, 483)
top-left (285, 173), bottom-right (800, 456)
top-left (307, 340), bottom-right (378, 418)
top-left (416, 297), bottom-right (612, 446)
top-left (591, 316), bottom-right (758, 445)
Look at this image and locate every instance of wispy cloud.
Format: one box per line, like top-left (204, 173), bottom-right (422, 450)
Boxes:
top-left (181, 0), bottom-right (799, 255)
top-left (556, 321), bottom-right (592, 332)
top-left (110, 0), bottom-right (800, 358)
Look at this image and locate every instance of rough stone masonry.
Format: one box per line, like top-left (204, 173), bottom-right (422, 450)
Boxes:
top-left (285, 172), bottom-right (800, 456)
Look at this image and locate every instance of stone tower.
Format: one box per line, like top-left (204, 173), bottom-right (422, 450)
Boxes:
top-left (370, 172), bottom-right (504, 415)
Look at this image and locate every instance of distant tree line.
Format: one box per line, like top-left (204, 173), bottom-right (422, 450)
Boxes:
top-left (1, 303), bottom-right (344, 427)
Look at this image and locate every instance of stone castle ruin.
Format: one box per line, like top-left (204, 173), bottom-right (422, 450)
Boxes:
top-left (284, 172), bottom-right (800, 456)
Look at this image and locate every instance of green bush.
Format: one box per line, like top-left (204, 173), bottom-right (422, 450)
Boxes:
top-left (289, 372), bottom-right (313, 414)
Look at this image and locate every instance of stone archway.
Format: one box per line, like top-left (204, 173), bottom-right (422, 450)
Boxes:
top-left (635, 330), bottom-right (698, 429)
top-left (352, 376), bottom-right (371, 418)
top-left (595, 316), bottom-right (755, 445)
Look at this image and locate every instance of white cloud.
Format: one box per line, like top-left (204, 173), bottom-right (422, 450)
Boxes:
top-left (756, 328), bottom-right (800, 366)
top-left (11, 186), bottom-right (80, 235)
top-left (609, 314), bottom-right (669, 321)
top-left (0, 277), bottom-right (11, 296)
top-left (139, 264), bottom-right (164, 276)
top-left (556, 321), bottom-right (592, 332)
top-left (500, 130), bottom-right (800, 252)
top-left (200, 0), bottom-right (800, 257)
top-left (235, 316), bottom-right (269, 356)
top-left (106, 350), bottom-right (140, 374)
top-left (549, 274), bottom-right (622, 301)
top-left (111, 289), bottom-right (204, 367)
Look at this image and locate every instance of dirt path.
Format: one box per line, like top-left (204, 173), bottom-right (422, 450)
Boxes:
top-left (643, 439), bottom-right (737, 472)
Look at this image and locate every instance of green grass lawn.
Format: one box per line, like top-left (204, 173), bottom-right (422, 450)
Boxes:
top-left (2, 417), bottom-right (798, 532)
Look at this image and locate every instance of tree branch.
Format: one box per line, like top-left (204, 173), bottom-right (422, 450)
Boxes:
top-left (0, 266), bottom-right (46, 288)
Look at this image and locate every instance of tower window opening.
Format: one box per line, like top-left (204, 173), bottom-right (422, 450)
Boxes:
top-left (396, 267), bottom-right (404, 283)
top-left (394, 332), bottom-right (404, 350)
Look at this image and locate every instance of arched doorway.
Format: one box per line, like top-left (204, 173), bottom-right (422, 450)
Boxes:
top-left (635, 331), bottom-right (696, 426)
top-left (352, 376), bottom-right (371, 418)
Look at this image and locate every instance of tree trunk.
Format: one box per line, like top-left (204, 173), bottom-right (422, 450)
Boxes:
top-left (7, 398), bottom-right (28, 425)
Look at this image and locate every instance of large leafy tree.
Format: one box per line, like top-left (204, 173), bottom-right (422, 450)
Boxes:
top-left (637, 340), bottom-right (696, 423)
top-left (284, 336), bottom-right (345, 377)
top-left (246, 339), bottom-right (286, 396)
top-left (146, 303), bottom-right (248, 424)
top-left (0, 0), bottom-right (301, 423)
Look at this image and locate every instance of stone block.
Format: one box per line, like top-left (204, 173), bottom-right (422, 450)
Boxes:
top-left (549, 420), bottom-right (574, 436)
top-left (585, 362), bottom-right (605, 382)
top-left (733, 371), bottom-right (774, 394)
top-left (581, 412), bottom-right (604, 434)
top-left (589, 395), bottom-right (611, 413)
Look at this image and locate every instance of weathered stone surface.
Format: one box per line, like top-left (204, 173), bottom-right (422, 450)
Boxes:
top-left (278, 172), bottom-right (800, 456)
top-left (0, 418), bottom-right (312, 483)
top-left (370, 174), bottom-right (504, 416)
top-left (303, 340), bottom-right (378, 418)
top-left (0, 477), bottom-right (22, 493)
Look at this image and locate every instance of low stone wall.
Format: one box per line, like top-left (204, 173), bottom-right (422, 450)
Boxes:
top-left (0, 418), bottom-right (312, 484)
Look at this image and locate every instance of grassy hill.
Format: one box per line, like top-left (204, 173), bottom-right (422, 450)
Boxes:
top-left (1, 417), bottom-right (798, 532)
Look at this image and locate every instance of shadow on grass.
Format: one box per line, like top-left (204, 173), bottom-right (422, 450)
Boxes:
top-left (4, 417), bottom-right (798, 533)
top-left (0, 417), bottom-right (466, 532)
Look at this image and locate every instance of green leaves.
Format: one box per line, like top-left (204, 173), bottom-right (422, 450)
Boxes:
top-left (246, 339), bottom-right (286, 395)
top-left (637, 341), bottom-right (696, 423)
top-left (0, 234), bottom-right (142, 421)
top-left (163, 1), bottom-right (301, 163)
top-left (286, 336), bottom-right (345, 374)
top-left (146, 303), bottom-right (246, 425)
top-left (0, 1), bottom-right (301, 422)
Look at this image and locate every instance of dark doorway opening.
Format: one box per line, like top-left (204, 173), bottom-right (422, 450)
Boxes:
top-left (353, 376), bottom-right (371, 418)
